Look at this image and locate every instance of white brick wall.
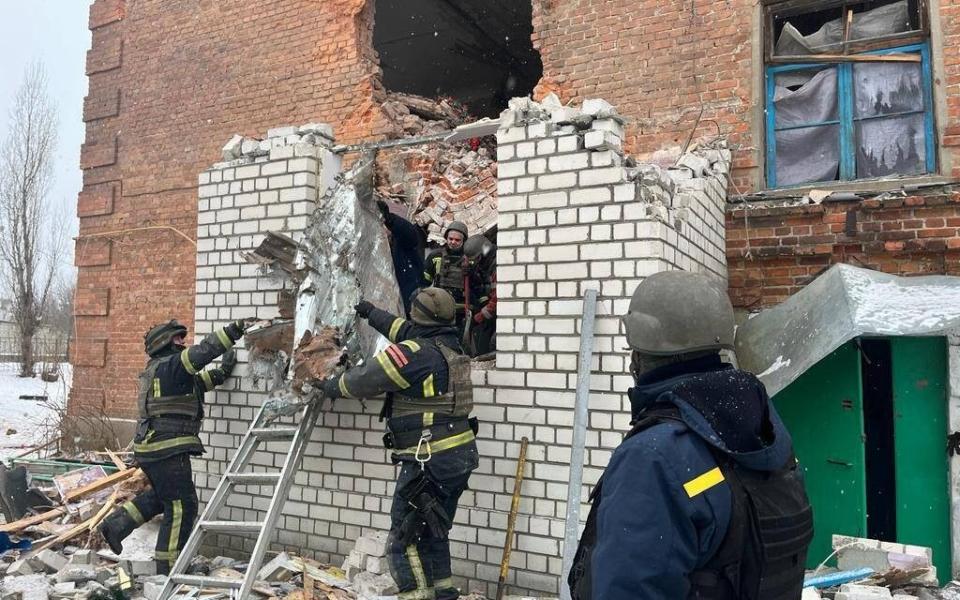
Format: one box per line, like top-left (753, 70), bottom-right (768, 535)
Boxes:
top-left (191, 105), bottom-right (731, 598)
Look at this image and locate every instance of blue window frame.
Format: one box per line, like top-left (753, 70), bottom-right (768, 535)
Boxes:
top-left (765, 43), bottom-right (936, 188)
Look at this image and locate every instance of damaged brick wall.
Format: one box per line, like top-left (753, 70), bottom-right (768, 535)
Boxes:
top-left (726, 192), bottom-right (960, 309)
top-left (72, 0), bottom-right (399, 420)
top-left (531, 0), bottom-right (960, 190)
top-left (186, 100), bottom-right (731, 596)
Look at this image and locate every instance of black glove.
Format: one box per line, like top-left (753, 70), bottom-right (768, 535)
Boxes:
top-left (376, 199), bottom-right (391, 220)
top-left (354, 301), bottom-right (374, 319)
top-left (394, 472), bottom-right (452, 546)
top-left (220, 350), bottom-right (237, 377)
top-left (321, 376), bottom-right (341, 399)
top-left (225, 318), bottom-right (256, 339)
top-left (948, 432), bottom-right (960, 456)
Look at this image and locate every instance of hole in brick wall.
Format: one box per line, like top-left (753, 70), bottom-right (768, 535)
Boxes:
top-left (373, 0), bottom-right (542, 118)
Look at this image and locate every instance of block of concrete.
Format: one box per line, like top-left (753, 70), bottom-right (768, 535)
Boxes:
top-left (341, 558), bottom-right (361, 583)
top-left (29, 549), bottom-right (67, 573)
top-left (297, 123), bottom-right (334, 140)
top-left (55, 564), bottom-right (96, 583)
top-left (7, 559), bottom-right (34, 576)
top-left (256, 551), bottom-right (299, 582)
top-left (129, 559), bottom-right (156, 577)
top-left (352, 571), bottom-right (398, 598)
top-left (210, 556), bottom-right (238, 569)
top-left (581, 98), bottom-right (617, 118)
top-left (347, 550), bottom-right (368, 570)
top-left (49, 582), bottom-right (75, 599)
top-left (222, 134), bottom-right (244, 161)
top-left (141, 576), bottom-right (168, 600)
top-left (68, 549), bottom-right (94, 566)
top-left (355, 531), bottom-right (388, 557)
top-left (893, 595), bottom-right (919, 600)
top-left (802, 588), bottom-right (822, 599)
top-left (836, 584), bottom-right (893, 599)
top-left (365, 555), bottom-right (385, 575)
top-left (95, 566), bottom-right (114, 584)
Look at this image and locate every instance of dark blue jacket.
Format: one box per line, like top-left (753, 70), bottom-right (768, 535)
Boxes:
top-left (383, 213), bottom-right (424, 314)
top-left (592, 357), bottom-right (794, 599)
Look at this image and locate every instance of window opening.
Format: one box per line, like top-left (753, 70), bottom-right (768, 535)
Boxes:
top-left (764, 0), bottom-right (934, 188)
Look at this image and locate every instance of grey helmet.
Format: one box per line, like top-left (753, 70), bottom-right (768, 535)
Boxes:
top-left (144, 319), bottom-right (188, 357)
top-left (445, 221), bottom-right (469, 241)
top-left (463, 234), bottom-right (494, 259)
top-left (622, 270), bottom-right (734, 356)
top-left (410, 288), bottom-right (456, 326)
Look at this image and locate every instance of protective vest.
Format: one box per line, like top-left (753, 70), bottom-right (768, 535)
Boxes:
top-left (568, 407), bottom-right (813, 600)
top-left (433, 253), bottom-right (467, 303)
top-left (137, 355), bottom-right (201, 423)
top-left (391, 342), bottom-right (473, 418)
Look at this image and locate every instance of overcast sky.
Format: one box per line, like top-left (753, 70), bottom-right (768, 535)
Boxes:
top-left (0, 1), bottom-right (94, 273)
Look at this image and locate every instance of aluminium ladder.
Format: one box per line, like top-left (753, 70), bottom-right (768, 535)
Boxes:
top-left (157, 397), bottom-right (323, 600)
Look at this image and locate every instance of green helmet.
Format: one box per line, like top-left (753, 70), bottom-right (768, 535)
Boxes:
top-left (445, 221), bottom-right (468, 241)
top-left (144, 320), bottom-right (188, 357)
top-left (622, 271), bottom-right (734, 356)
top-left (410, 288), bottom-right (456, 326)
top-left (463, 235), bottom-right (494, 259)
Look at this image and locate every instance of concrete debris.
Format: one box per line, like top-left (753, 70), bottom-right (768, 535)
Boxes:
top-left (55, 564), bottom-right (97, 583)
top-left (351, 571), bottom-right (398, 599)
top-left (338, 533), bottom-right (398, 599)
top-left (7, 558), bottom-right (34, 576)
top-left (834, 535), bottom-right (933, 573)
top-left (257, 551), bottom-right (301, 582)
top-left (29, 549), bottom-right (68, 573)
top-left (837, 583), bottom-right (894, 599)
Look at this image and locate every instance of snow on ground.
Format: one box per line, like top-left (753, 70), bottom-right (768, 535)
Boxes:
top-left (0, 362), bottom-right (70, 461)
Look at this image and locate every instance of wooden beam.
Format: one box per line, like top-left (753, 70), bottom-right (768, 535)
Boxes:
top-left (31, 491), bottom-right (119, 554)
top-left (770, 53), bottom-right (921, 64)
top-left (62, 467), bottom-right (141, 504)
top-left (0, 506), bottom-right (67, 533)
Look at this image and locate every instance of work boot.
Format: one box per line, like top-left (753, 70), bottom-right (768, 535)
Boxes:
top-left (98, 509), bottom-right (139, 555)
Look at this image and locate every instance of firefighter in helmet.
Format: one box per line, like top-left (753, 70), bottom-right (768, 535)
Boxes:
top-left (463, 234), bottom-right (497, 356)
top-left (568, 271), bottom-right (813, 599)
top-left (98, 317), bottom-right (254, 574)
top-left (423, 221), bottom-right (482, 341)
top-left (321, 288), bottom-right (478, 600)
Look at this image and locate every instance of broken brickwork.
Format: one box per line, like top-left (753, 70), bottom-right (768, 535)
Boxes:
top-left (726, 192), bottom-right (960, 309)
top-left (184, 98), bottom-right (731, 596)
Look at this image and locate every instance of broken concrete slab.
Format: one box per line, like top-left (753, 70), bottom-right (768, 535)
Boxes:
top-left (28, 549), bottom-right (67, 573)
top-left (256, 551), bottom-right (300, 582)
top-left (836, 583), bottom-right (893, 599)
top-left (68, 549), bottom-right (94, 565)
top-left (0, 573), bottom-right (51, 600)
top-left (355, 531), bottom-right (388, 557)
top-left (834, 535), bottom-right (933, 573)
top-left (6, 559), bottom-right (34, 576)
top-left (222, 134), bottom-right (244, 161)
top-left (55, 564), bottom-right (97, 584)
top-left (141, 576), bottom-right (167, 600)
top-left (352, 571), bottom-right (398, 598)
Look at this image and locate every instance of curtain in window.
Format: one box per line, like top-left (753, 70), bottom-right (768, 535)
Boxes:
top-left (775, 1), bottom-right (911, 56)
top-left (774, 68), bottom-right (840, 186)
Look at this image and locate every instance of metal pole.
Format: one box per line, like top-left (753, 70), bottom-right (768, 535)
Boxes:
top-left (496, 437), bottom-right (529, 600)
top-left (560, 289), bottom-right (598, 600)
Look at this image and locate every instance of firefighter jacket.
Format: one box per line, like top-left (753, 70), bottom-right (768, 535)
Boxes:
top-left (133, 324), bottom-right (240, 463)
top-left (423, 248), bottom-right (483, 308)
top-left (584, 356), bottom-right (811, 600)
top-left (326, 307), bottom-right (476, 458)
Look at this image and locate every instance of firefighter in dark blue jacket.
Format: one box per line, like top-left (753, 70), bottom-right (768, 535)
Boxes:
top-left (568, 271), bottom-right (813, 600)
top-left (98, 318), bottom-right (253, 574)
top-left (377, 199), bottom-right (425, 316)
top-left (321, 287), bottom-right (478, 600)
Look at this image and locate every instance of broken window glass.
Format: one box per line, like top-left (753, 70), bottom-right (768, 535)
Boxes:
top-left (772, 67), bottom-right (842, 186)
top-left (767, 35), bottom-right (933, 187)
top-left (774, 0), bottom-right (917, 56)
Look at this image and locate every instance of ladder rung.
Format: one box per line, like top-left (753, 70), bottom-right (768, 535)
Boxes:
top-left (199, 520), bottom-right (263, 533)
top-left (250, 427), bottom-right (298, 440)
top-left (170, 574), bottom-right (243, 589)
top-left (226, 472), bottom-right (282, 485)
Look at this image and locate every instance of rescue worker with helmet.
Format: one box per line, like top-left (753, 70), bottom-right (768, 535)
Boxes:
top-left (423, 221), bottom-right (481, 342)
top-left (98, 318), bottom-right (254, 574)
top-left (568, 271), bottom-right (813, 600)
top-left (320, 288), bottom-right (478, 600)
top-left (463, 234), bottom-right (497, 356)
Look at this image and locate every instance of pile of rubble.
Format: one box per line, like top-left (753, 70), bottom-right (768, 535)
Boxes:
top-left (802, 535), bottom-right (960, 599)
top-left (375, 93), bottom-right (498, 243)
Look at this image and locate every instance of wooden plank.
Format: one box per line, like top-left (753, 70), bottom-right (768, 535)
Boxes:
top-left (105, 449), bottom-right (127, 470)
top-left (63, 467), bottom-right (139, 503)
top-left (31, 491), bottom-right (119, 554)
top-left (0, 506), bottom-right (68, 533)
top-left (770, 53), bottom-right (921, 64)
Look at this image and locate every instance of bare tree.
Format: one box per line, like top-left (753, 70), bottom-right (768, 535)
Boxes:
top-left (0, 63), bottom-right (65, 377)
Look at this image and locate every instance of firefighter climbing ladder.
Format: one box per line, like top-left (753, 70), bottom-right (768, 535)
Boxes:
top-left (156, 397), bottom-right (324, 600)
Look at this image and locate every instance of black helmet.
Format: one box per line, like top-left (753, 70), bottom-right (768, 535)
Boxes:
top-left (445, 221), bottom-right (469, 241)
top-left (463, 235), bottom-right (494, 259)
top-left (144, 320), bottom-right (188, 357)
top-left (410, 288), bottom-right (456, 326)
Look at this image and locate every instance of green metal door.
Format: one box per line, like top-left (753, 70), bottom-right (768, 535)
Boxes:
top-left (773, 341), bottom-right (867, 568)
top-left (890, 337), bottom-right (951, 581)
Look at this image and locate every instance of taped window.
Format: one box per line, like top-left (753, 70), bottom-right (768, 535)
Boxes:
top-left (764, 0), bottom-right (935, 187)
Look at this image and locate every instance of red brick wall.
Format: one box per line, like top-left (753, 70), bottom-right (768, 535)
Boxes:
top-left (726, 192), bottom-right (960, 308)
top-left (73, 0), bottom-right (401, 418)
top-left (532, 0), bottom-right (960, 189)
